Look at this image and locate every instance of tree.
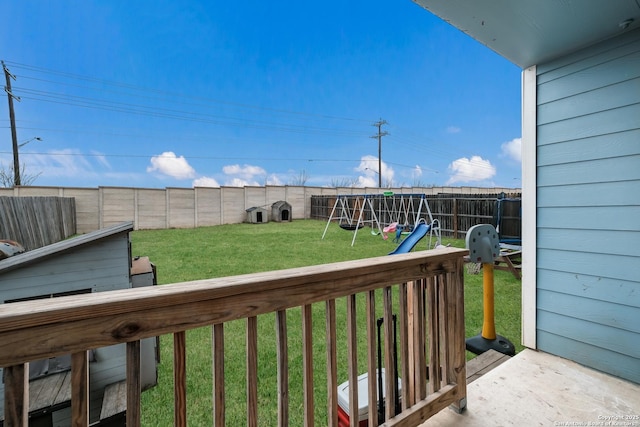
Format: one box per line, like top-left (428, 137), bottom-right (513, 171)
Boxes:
top-left (0, 162), bottom-right (41, 187)
top-left (330, 177), bottom-right (358, 187)
top-left (412, 179), bottom-right (436, 188)
top-left (289, 169), bottom-right (309, 186)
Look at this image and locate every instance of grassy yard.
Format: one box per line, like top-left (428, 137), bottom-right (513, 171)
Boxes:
top-left (130, 219), bottom-right (522, 425)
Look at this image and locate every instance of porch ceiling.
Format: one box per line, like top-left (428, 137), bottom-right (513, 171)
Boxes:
top-left (413, 0), bottom-right (640, 68)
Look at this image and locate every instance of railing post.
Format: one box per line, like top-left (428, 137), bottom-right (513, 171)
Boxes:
top-left (449, 259), bottom-right (467, 413)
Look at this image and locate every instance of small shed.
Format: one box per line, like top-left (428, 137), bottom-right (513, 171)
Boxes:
top-left (246, 206), bottom-right (269, 224)
top-left (271, 200), bottom-right (292, 222)
top-left (0, 221), bottom-right (158, 426)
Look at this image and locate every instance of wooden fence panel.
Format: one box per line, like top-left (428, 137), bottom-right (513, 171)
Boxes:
top-left (311, 193), bottom-right (521, 241)
top-left (0, 196), bottom-right (76, 251)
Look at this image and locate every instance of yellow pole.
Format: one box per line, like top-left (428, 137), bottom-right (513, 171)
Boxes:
top-left (481, 263), bottom-right (497, 340)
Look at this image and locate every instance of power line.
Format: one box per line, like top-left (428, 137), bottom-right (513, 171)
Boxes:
top-left (13, 88), bottom-right (367, 138)
top-left (0, 149), bottom-right (364, 164)
top-left (4, 60), bottom-right (372, 124)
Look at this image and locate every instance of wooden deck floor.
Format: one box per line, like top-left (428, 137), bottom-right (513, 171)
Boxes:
top-left (422, 349), bottom-right (640, 426)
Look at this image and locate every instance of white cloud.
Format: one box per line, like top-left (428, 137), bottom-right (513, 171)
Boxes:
top-left (226, 177), bottom-right (256, 187)
top-left (222, 164), bottom-right (266, 179)
top-left (355, 175), bottom-right (377, 188)
top-left (193, 176), bottom-right (220, 187)
top-left (354, 155), bottom-right (394, 186)
top-left (90, 150), bottom-right (111, 169)
top-left (501, 138), bottom-right (522, 163)
top-left (266, 174), bottom-right (283, 186)
top-left (446, 156), bottom-right (496, 185)
top-left (446, 126), bottom-right (461, 134)
top-left (147, 152), bottom-right (195, 180)
top-left (221, 163), bottom-right (266, 186)
top-left (29, 149), bottom-right (94, 177)
top-left (411, 165), bottom-right (423, 179)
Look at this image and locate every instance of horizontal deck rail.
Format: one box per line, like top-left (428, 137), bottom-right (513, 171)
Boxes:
top-left (0, 247), bottom-right (468, 426)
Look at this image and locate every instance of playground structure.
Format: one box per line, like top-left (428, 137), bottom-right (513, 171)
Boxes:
top-left (321, 193), bottom-right (441, 248)
top-left (464, 224), bottom-right (516, 356)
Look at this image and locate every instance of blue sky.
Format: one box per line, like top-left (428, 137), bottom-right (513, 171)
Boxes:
top-left (1, 1), bottom-right (522, 189)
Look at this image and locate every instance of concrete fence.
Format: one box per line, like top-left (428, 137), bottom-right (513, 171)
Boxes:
top-left (0, 185), bottom-right (521, 234)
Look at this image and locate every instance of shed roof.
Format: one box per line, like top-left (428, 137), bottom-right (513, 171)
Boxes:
top-left (413, 0), bottom-right (640, 68)
top-left (0, 221), bottom-right (134, 275)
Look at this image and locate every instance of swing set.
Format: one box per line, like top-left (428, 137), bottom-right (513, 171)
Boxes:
top-left (321, 193), bottom-right (441, 246)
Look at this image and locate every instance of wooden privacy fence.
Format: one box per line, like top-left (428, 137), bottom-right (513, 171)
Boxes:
top-left (0, 196), bottom-right (76, 251)
top-left (0, 248), bottom-right (468, 426)
top-left (312, 193), bottom-right (521, 242)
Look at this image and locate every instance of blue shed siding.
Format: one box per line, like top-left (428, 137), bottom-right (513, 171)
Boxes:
top-left (535, 28), bottom-right (640, 384)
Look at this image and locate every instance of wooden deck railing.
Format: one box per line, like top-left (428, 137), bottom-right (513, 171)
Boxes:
top-left (0, 247), bottom-right (468, 427)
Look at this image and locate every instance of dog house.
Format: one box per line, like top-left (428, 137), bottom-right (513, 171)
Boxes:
top-left (271, 200), bottom-right (292, 222)
top-left (246, 206), bottom-right (269, 224)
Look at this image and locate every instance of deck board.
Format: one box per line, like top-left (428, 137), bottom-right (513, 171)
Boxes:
top-left (465, 350), bottom-right (511, 384)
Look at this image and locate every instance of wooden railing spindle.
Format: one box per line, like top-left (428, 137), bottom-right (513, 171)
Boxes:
top-left (173, 332), bottom-right (186, 427)
top-left (212, 323), bottom-right (225, 426)
top-left (346, 294), bottom-right (358, 427)
top-left (366, 290), bottom-right (377, 427)
top-left (71, 351), bottom-right (88, 427)
top-left (416, 279), bottom-right (427, 401)
top-left (427, 276), bottom-right (441, 395)
top-left (398, 283), bottom-right (409, 411)
top-left (276, 310), bottom-right (289, 427)
top-left (438, 274), bottom-right (449, 392)
top-left (382, 286), bottom-right (396, 421)
top-left (3, 363), bottom-right (28, 426)
top-left (302, 304), bottom-right (314, 427)
top-left (127, 341), bottom-right (142, 427)
top-left (325, 299), bottom-right (338, 427)
top-left (247, 316), bottom-right (258, 427)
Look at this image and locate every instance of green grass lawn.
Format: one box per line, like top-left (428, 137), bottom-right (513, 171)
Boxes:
top-left (130, 219), bottom-right (522, 425)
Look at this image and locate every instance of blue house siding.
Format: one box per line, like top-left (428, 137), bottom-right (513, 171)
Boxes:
top-left (535, 29), bottom-right (640, 384)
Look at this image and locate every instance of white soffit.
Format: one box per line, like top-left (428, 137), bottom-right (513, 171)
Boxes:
top-left (413, 0), bottom-right (640, 68)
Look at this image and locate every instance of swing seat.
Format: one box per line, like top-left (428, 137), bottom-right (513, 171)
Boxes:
top-left (340, 224), bottom-right (364, 231)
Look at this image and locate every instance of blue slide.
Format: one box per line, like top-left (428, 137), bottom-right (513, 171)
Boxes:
top-left (388, 222), bottom-right (431, 255)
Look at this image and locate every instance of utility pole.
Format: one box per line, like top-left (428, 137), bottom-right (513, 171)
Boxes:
top-left (2, 61), bottom-right (21, 186)
top-left (370, 119), bottom-right (388, 187)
